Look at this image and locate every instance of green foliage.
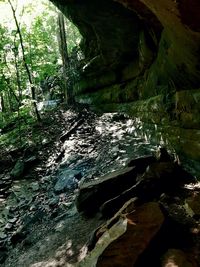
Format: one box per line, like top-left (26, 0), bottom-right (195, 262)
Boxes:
top-left (0, 0), bottom-right (82, 104)
top-left (0, 0), bottom-right (82, 149)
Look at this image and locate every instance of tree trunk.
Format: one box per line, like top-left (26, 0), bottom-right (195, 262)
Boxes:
top-left (0, 93), bottom-right (5, 113)
top-left (3, 55), bottom-right (20, 108)
top-left (13, 37), bottom-right (22, 102)
top-left (57, 12), bottom-right (73, 104)
top-left (8, 0), bottom-right (41, 122)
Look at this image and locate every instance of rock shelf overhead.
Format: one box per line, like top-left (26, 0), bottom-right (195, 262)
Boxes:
top-left (51, 0), bottom-right (200, 94)
top-left (50, 0), bottom-right (200, 166)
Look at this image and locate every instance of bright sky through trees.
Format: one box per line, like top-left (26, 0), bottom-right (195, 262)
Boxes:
top-left (0, 0), bottom-right (82, 123)
top-left (0, 0), bottom-right (51, 28)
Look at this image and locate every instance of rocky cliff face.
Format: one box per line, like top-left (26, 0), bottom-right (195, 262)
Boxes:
top-left (117, 0), bottom-right (200, 88)
top-left (51, 0), bottom-right (200, 165)
top-left (51, 0), bottom-right (200, 93)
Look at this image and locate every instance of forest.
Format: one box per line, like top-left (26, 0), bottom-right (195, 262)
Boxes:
top-left (0, 0), bottom-right (82, 149)
top-left (0, 0), bottom-right (200, 266)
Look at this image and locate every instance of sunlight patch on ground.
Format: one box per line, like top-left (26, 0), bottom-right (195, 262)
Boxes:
top-left (0, 198), bottom-right (6, 205)
top-left (77, 245), bottom-right (88, 262)
top-left (78, 217), bottom-right (127, 267)
top-left (184, 182), bottom-right (200, 190)
top-left (30, 260), bottom-right (56, 267)
top-left (163, 258), bottom-right (178, 267)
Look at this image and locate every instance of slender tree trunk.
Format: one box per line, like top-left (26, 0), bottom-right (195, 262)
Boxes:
top-left (13, 37), bottom-right (22, 102)
top-left (7, 91), bottom-right (13, 112)
top-left (2, 58), bottom-right (20, 106)
top-left (8, 0), bottom-right (41, 122)
top-left (4, 78), bottom-right (19, 106)
top-left (0, 93), bottom-right (5, 113)
top-left (57, 12), bottom-right (73, 104)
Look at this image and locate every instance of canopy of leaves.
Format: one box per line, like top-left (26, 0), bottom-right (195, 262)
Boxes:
top-left (0, 0), bottom-right (82, 148)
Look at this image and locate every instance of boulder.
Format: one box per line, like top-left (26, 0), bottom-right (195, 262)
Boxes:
top-left (10, 160), bottom-right (25, 179)
top-left (75, 167), bottom-right (136, 215)
top-left (162, 249), bottom-right (197, 267)
top-left (54, 169), bottom-right (82, 194)
top-left (24, 156), bottom-right (38, 167)
top-left (186, 193), bottom-right (200, 217)
top-left (11, 227), bottom-right (28, 245)
top-left (9, 155), bottom-right (39, 180)
top-left (156, 147), bottom-right (173, 162)
top-left (0, 250), bottom-right (7, 264)
top-left (87, 198), bottom-right (139, 251)
top-left (79, 201), bottom-right (164, 267)
top-left (127, 155), bottom-right (156, 172)
top-left (100, 161), bottom-right (196, 218)
top-left (0, 159), bottom-right (13, 172)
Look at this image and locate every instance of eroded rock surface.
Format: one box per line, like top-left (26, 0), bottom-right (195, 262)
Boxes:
top-left (51, 0), bottom-right (200, 94)
top-left (49, 0), bottom-right (200, 168)
top-left (162, 249), bottom-right (197, 267)
top-left (76, 167), bottom-right (136, 215)
top-left (79, 201), bottom-right (164, 267)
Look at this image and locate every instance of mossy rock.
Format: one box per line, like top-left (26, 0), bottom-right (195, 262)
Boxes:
top-left (10, 160), bottom-right (25, 179)
top-left (75, 79), bottom-right (140, 105)
top-left (73, 71), bottom-right (116, 95)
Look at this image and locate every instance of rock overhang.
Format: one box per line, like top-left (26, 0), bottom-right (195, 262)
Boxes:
top-left (50, 0), bottom-right (200, 96)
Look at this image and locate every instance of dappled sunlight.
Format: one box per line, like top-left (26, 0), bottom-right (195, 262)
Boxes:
top-left (0, 0), bottom-right (46, 28)
top-left (27, 216), bottom-right (100, 266)
top-left (30, 260), bottom-right (56, 267)
top-left (162, 257), bottom-right (179, 267)
top-left (0, 198), bottom-right (6, 206)
top-left (1, 107), bottom-right (199, 266)
top-left (0, 0), bottom-right (199, 264)
top-left (50, 110), bottom-right (181, 185)
top-left (184, 182), bottom-right (200, 190)
top-left (77, 245), bottom-right (88, 262)
top-left (25, 228), bottom-right (88, 266)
